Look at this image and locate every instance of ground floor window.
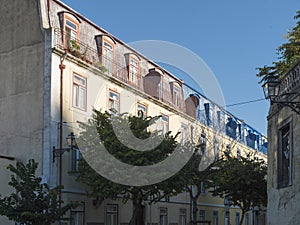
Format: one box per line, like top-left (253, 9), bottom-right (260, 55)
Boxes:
top-left (224, 211), bottom-right (230, 225)
top-left (159, 207), bottom-right (168, 225)
top-left (179, 208), bottom-right (187, 225)
top-left (106, 204), bottom-right (118, 225)
top-left (199, 209), bottom-right (205, 221)
top-left (71, 203), bottom-right (85, 225)
top-left (213, 210), bottom-right (219, 225)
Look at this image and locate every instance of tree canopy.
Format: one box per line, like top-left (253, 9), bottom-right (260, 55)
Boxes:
top-left (75, 109), bottom-right (196, 225)
top-left (257, 10), bottom-right (300, 82)
top-left (207, 154), bottom-right (267, 225)
top-left (0, 159), bottom-right (75, 225)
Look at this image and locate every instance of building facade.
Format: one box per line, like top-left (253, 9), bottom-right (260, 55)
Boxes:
top-left (266, 60), bottom-right (300, 225)
top-left (0, 1), bottom-right (267, 225)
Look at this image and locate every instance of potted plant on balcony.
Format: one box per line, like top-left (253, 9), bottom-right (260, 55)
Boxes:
top-left (97, 63), bottom-right (108, 73)
top-left (68, 39), bottom-right (81, 58)
top-left (80, 47), bottom-right (92, 65)
top-left (81, 47), bottom-right (88, 61)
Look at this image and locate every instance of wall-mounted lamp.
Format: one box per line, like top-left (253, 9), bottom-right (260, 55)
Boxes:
top-left (53, 132), bottom-right (77, 162)
top-left (262, 75), bottom-right (300, 114)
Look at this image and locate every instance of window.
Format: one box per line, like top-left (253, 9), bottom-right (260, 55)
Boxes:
top-left (106, 204), bottom-right (118, 225)
top-left (179, 209), bottom-right (187, 225)
top-left (108, 90), bottom-right (120, 114)
top-left (103, 39), bottom-right (114, 75)
top-left (190, 126), bottom-right (195, 144)
top-left (245, 213), bottom-right (249, 225)
top-left (199, 210), bottom-right (205, 221)
top-left (224, 211), bottom-right (230, 225)
top-left (235, 212), bottom-right (240, 225)
top-left (158, 82), bottom-right (163, 100)
top-left (159, 207), bottom-right (168, 225)
top-left (214, 142), bottom-right (220, 160)
top-left (160, 115), bottom-right (169, 135)
top-left (278, 122), bottom-right (292, 188)
top-left (129, 56), bottom-right (140, 84)
top-left (213, 211), bottom-right (219, 225)
top-left (71, 149), bottom-right (81, 171)
top-left (226, 144), bottom-right (231, 154)
top-left (226, 117), bottom-right (237, 140)
top-left (236, 149), bottom-right (241, 158)
top-left (224, 194), bottom-right (231, 206)
top-left (64, 16), bottom-right (79, 48)
top-left (71, 205), bottom-right (84, 225)
top-left (181, 124), bottom-right (187, 143)
top-left (200, 181), bottom-right (206, 194)
top-left (173, 85), bottom-right (180, 106)
top-left (137, 103), bottom-right (147, 119)
top-left (199, 132), bottom-right (206, 156)
top-left (73, 74), bottom-right (87, 110)
top-left (71, 211), bottom-right (84, 225)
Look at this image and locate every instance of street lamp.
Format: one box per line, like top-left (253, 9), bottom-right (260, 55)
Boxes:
top-left (53, 132), bottom-right (77, 162)
top-left (262, 75), bottom-right (300, 114)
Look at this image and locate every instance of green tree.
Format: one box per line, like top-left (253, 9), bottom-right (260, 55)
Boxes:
top-left (257, 10), bottom-right (300, 82)
top-left (0, 159), bottom-right (75, 225)
top-left (181, 153), bottom-right (213, 224)
top-left (75, 109), bottom-right (195, 225)
top-left (207, 154), bottom-right (267, 225)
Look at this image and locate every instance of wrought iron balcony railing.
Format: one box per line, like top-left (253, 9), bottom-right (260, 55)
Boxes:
top-left (53, 28), bottom-right (267, 154)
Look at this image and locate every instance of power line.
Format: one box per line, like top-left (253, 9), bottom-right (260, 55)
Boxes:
top-left (223, 98), bottom-right (266, 108)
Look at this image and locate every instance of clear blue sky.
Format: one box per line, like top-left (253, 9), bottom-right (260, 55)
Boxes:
top-left (61, 0), bottom-right (299, 135)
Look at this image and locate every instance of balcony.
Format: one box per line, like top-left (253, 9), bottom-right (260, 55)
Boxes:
top-left (53, 28), bottom-right (267, 154)
top-left (53, 28), bottom-right (182, 109)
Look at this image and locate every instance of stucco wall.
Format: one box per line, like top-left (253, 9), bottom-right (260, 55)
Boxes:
top-left (0, 0), bottom-right (46, 220)
top-left (0, 0), bottom-right (45, 173)
top-left (267, 62), bottom-right (300, 225)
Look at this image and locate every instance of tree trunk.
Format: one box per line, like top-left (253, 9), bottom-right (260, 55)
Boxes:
top-left (191, 196), bottom-right (198, 224)
top-left (188, 186), bottom-right (200, 225)
top-left (239, 210), bottom-right (246, 225)
top-left (129, 200), bottom-right (145, 225)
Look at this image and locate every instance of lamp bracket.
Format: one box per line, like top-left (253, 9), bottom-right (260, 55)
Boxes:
top-left (52, 146), bottom-right (71, 163)
top-left (272, 100), bottom-right (300, 115)
top-left (271, 92), bottom-right (300, 115)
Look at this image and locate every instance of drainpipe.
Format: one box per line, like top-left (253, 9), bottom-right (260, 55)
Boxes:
top-left (58, 52), bottom-right (67, 217)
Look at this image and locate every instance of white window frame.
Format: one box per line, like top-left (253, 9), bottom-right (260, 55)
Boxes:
top-left (63, 15), bottom-right (80, 49)
top-left (199, 209), bottom-right (205, 221)
top-left (108, 90), bottom-right (120, 114)
top-left (106, 204), bottom-right (118, 225)
top-left (213, 210), bottom-right (219, 225)
top-left (181, 124), bottom-right (187, 143)
top-left (102, 39), bottom-right (114, 75)
top-left (71, 148), bottom-right (81, 171)
top-left (159, 207), bottom-right (168, 225)
top-left (158, 82), bottom-right (163, 100)
top-left (200, 181), bottom-right (206, 194)
top-left (72, 74), bottom-right (87, 111)
top-left (161, 115), bottom-right (169, 135)
top-left (179, 208), bottom-right (187, 225)
top-left (245, 213), bottom-right (249, 225)
top-left (235, 212), bottom-right (240, 225)
top-left (137, 103), bottom-right (147, 119)
top-left (70, 205), bottom-right (84, 225)
top-left (129, 56), bottom-right (140, 84)
top-left (200, 132), bottom-right (206, 155)
top-left (224, 211), bottom-right (230, 225)
top-left (173, 85), bottom-right (180, 106)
